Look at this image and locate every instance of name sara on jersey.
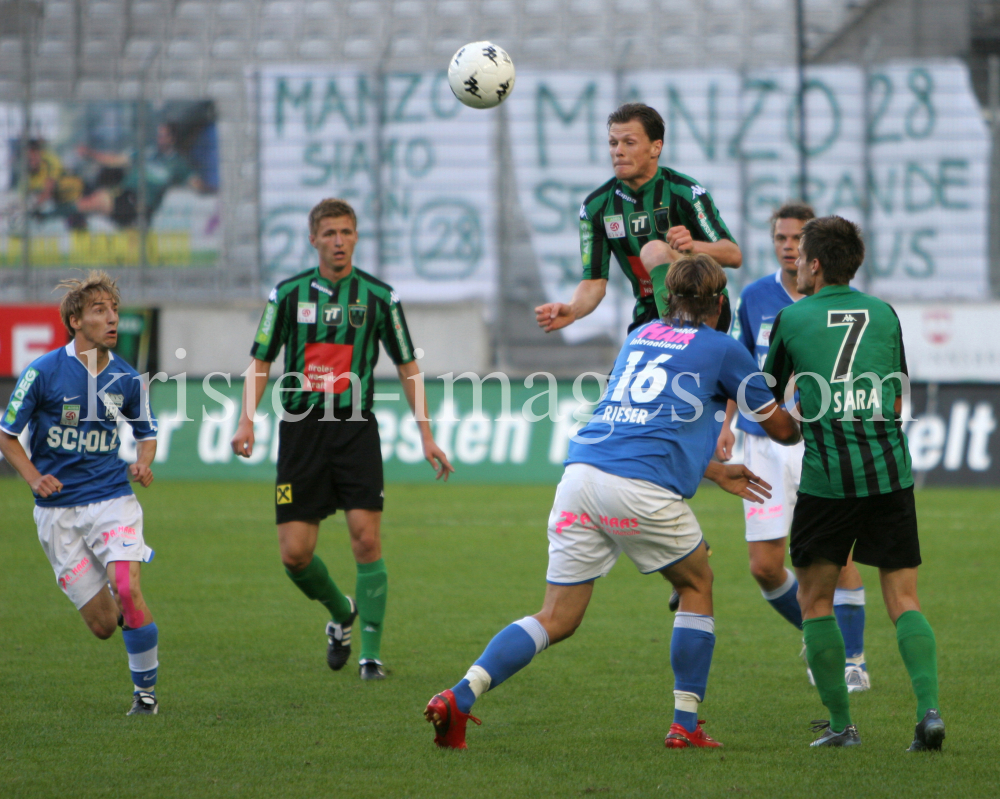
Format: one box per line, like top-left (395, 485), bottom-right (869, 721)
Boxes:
top-left (45, 425), bottom-right (120, 454)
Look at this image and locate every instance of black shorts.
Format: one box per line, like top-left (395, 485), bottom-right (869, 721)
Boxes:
top-left (275, 408), bottom-right (384, 525)
top-left (626, 293), bottom-right (732, 333)
top-left (789, 487), bottom-right (921, 570)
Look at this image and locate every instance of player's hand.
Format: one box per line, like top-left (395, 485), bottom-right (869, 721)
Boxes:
top-left (423, 439), bottom-right (455, 481)
top-left (534, 302), bottom-right (575, 332)
top-left (231, 420), bottom-right (255, 458)
top-left (714, 464), bottom-right (772, 504)
top-left (129, 462), bottom-right (154, 487)
top-left (715, 425), bottom-right (735, 461)
top-left (30, 473), bottom-right (63, 498)
top-left (666, 225), bottom-right (694, 253)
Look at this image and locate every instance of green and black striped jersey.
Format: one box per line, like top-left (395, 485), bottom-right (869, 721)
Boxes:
top-left (763, 284), bottom-right (912, 499)
top-left (251, 266), bottom-right (415, 414)
top-left (579, 166), bottom-right (735, 324)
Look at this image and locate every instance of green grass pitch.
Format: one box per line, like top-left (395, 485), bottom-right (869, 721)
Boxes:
top-left (1, 480), bottom-right (998, 798)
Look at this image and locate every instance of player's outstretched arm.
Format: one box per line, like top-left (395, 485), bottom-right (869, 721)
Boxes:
top-left (756, 403), bottom-right (801, 446)
top-left (397, 360), bottom-right (454, 481)
top-left (534, 279), bottom-right (607, 333)
top-left (704, 460), bottom-right (772, 504)
top-left (232, 358), bottom-right (272, 458)
top-left (0, 431), bottom-right (62, 497)
top-left (129, 439), bottom-right (156, 487)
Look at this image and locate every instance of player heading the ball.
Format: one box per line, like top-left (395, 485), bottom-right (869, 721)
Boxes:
top-left (536, 102), bottom-right (741, 336)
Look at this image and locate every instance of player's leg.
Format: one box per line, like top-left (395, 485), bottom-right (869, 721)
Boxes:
top-left (279, 519), bottom-right (357, 670)
top-left (834, 554), bottom-right (869, 691)
top-left (426, 582), bottom-right (591, 749)
top-left (107, 560), bottom-right (159, 713)
top-left (661, 542), bottom-right (721, 748)
top-left (744, 435), bottom-right (803, 628)
top-left (78, 585), bottom-right (120, 639)
top-left (345, 508), bottom-right (387, 679)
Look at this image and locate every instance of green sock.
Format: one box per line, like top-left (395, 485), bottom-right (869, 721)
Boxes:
top-left (285, 555), bottom-right (352, 623)
top-left (803, 615), bottom-right (852, 732)
top-left (649, 262), bottom-right (671, 317)
top-left (356, 558), bottom-right (388, 662)
top-left (896, 610), bottom-right (940, 722)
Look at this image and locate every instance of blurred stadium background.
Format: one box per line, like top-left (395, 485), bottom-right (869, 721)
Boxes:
top-left (0, 0), bottom-right (997, 486)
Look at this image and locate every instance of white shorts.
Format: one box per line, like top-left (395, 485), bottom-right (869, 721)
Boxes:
top-left (546, 463), bottom-right (704, 584)
top-left (34, 494), bottom-right (153, 610)
top-left (742, 434), bottom-right (805, 542)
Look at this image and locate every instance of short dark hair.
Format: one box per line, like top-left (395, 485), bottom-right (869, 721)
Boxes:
top-left (665, 254), bottom-right (728, 325)
top-left (607, 103), bottom-right (664, 143)
top-left (770, 202), bottom-right (815, 236)
top-left (800, 216), bottom-right (865, 285)
top-left (309, 198), bottom-right (357, 235)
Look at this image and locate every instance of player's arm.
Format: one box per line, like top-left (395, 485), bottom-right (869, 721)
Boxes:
top-left (536, 203), bottom-right (611, 332)
top-left (535, 278), bottom-right (607, 333)
top-left (755, 402), bottom-right (801, 445)
top-left (715, 399), bottom-right (738, 461)
top-left (0, 432), bottom-right (62, 497)
top-left (232, 358), bottom-right (272, 458)
top-left (668, 185), bottom-right (741, 267)
top-left (703, 460), bottom-right (771, 503)
top-left (397, 360), bottom-right (454, 481)
top-left (130, 439), bottom-right (156, 487)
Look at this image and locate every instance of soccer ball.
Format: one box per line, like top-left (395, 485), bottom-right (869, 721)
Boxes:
top-left (447, 41), bottom-right (515, 109)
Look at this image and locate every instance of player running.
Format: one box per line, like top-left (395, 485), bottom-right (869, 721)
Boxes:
top-left (717, 203), bottom-right (870, 691)
top-left (0, 272), bottom-right (161, 716)
top-left (764, 216), bottom-right (943, 750)
top-left (535, 102), bottom-right (741, 336)
top-left (232, 198), bottom-right (453, 681)
top-left (426, 254), bottom-right (801, 750)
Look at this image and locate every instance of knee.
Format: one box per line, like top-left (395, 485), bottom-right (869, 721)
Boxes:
top-left (88, 617), bottom-right (117, 640)
top-left (281, 549), bottom-right (312, 573)
top-left (350, 532), bottom-right (381, 563)
top-left (749, 560), bottom-right (786, 588)
top-left (535, 612), bottom-right (581, 645)
top-left (640, 239), bottom-right (671, 268)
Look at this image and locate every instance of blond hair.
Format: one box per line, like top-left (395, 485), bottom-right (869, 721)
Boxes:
top-left (308, 198), bottom-right (357, 235)
top-left (665, 254), bottom-right (727, 325)
top-left (56, 271), bottom-right (121, 337)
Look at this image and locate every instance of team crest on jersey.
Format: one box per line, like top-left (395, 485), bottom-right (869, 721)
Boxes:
top-left (102, 393), bottom-right (124, 421)
top-left (322, 303), bottom-right (343, 326)
top-left (60, 404), bottom-right (80, 427)
top-left (604, 214), bottom-right (626, 239)
top-left (628, 211), bottom-right (651, 237)
top-left (297, 302), bottom-right (317, 324)
top-left (653, 206), bottom-right (672, 233)
top-left (348, 303), bottom-right (368, 327)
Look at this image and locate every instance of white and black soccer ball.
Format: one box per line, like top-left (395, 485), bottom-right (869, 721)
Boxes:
top-left (447, 41), bottom-right (515, 109)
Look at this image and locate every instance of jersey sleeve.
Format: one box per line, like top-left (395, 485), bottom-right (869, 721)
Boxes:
top-left (676, 184), bottom-right (734, 244)
top-left (888, 305), bottom-right (908, 377)
top-left (380, 292), bottom-right (416, 366)
top-left (1, 364), bottom-right (44, 436)
top-left (249, 286), bottom-right (287, 363)
top-left (717, 339), bottom-right (773, 412)
top-left (762, 308), bottom-right (793, 403)
top-left (580, 202), bottom-right (611, 281)
top-left (733, 293), bottom-right (754, 352)
top-left (124, 372), bottom-right (158, 441)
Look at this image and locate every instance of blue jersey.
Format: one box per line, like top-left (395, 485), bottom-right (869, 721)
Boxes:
top-left (566, 319), bottom-right (775, 498)
top-left (1, 343), bottom-right (158, 508)
top-left (731, 271), bottom-right (797, 437)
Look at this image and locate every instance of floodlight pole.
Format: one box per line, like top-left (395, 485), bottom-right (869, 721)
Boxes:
top-left (795, 0), bottom-right (808, 201)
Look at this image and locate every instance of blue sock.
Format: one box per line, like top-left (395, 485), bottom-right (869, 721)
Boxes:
top-left (671, 613), bottom-right (715, 733)
top-left (834, 588), bottom-right (866, 661)
top-left (122, 622), bottom-right (158, 692)
top-left (761, 569), bottom-right (803, 629)
top-left (450, 617), bottom-right (549, 713)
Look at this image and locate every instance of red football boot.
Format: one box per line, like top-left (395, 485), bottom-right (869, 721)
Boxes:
top-left (424, 689), bottom-right (481, 750)
top-left (664, 720), bottom-right (723, 749)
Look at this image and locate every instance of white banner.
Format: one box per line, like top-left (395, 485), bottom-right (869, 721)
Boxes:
top-left (895, 303), bottom-right (1000, 382)
top-left (507, 61), bottom-right (990, 343)
top-left (257, 67), bottom-right (497, 302)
